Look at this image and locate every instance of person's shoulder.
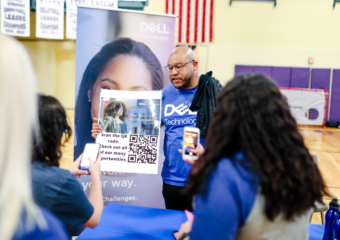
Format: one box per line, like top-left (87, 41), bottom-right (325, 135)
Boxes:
top-left (32, 161), bottom-right (79, 195)
top-left (201, 71), bottom-right (223, 87)
top-left (203, 153), bottom-right (257, 212)
top-left (213, 152), bottom-right (255, 186)
top-left (32, 161), bottom-right (73, 179)
top-left (212, 156), bottom-right (237, 183)
top-left (214, 154), bottom-right (240, 173)
top-left (63, 171), bottom-right (83, 187)
top-left (162, 84), bottom-right (176, 95)
top-left (39, 207), bottom-right (71, 239)
top-left (14, 207), bottom-right (70, 240)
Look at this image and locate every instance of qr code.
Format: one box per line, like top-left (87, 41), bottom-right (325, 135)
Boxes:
top-left (128, 135), bottom-right (158, 164)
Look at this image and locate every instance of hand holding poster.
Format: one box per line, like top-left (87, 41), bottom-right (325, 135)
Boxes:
top-left (96, 90), bottom-right (162, 174)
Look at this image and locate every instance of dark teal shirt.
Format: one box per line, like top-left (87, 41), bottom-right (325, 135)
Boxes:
top-left (31, 161), bottom-right (94, 236)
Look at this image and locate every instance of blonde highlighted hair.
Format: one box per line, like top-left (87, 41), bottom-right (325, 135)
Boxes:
top-left (0, 34), bottom-right (46, 240)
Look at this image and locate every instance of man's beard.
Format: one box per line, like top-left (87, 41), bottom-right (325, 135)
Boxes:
top-left (176, 76), bottom-right (192, 89)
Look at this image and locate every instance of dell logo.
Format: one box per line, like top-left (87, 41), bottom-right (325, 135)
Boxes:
top-left (164, 104), bottom-right (197, 116)
top-left (140, 22), bottom-right (169, 34)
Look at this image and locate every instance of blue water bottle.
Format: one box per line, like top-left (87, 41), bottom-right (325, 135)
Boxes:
top-left (323, 197), bottom-right (339, 240)
top-left (333, 209), bottom-right (340, 240)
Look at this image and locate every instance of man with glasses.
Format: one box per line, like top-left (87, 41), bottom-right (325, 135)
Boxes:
top-left (161, 46), bottom-right (222, 211)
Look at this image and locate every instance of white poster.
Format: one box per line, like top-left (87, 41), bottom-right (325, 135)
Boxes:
top-left (93, 0), bottom-right (117, 9)
top-left (36, 0), bottom-right (64, 39)
top-left (66, 0), bottom-right (91, 39)
top-left (96, 90), bottom-right (162, 174)
top-left (0, 0), bottom-right (30, 36)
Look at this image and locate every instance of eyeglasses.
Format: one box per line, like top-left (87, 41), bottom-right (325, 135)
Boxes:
top-left (164, 60), bottom-right (194, 73)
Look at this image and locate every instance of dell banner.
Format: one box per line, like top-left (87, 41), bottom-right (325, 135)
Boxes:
top-left (74, 6), bottom-right (175, 208)
top-left (0, 0), bottom-right (30, 37)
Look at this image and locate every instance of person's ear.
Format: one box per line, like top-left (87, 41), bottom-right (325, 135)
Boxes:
top-left (192, 61), bottom-right (198, 71)
top-left (87, 88), bottom-right (92, 102)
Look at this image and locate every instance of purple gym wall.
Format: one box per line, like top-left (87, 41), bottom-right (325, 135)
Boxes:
top-left (271, 67), bottom-right (291, 87)
top-left (330, 69), bottom-right (340, 122)
top-left (235, 65), bottom-right (253, 76)
top-left (311, 69), bottom-right (331, 120)
top-left (290, 68), bottom-right (310, 88)
top-left (253, 66), bottom-right (272, 78)
top-left (234, 65), bottom-right (338, 123)
top-left (311, 69), bottom-right (331, 92)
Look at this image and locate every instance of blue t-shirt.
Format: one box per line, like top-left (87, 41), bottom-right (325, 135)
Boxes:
top-left (161, 84), bottom-right (205, 187)
top-left (31, 161), bottom-right (94, 236)
top-left (190, 152), bottom-right (258, 240)
top-left (13, 207), bottom-right (70, 240)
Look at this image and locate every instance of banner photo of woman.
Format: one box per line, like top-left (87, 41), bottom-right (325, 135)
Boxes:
top-left (74, 6), bottom-right (175, 208)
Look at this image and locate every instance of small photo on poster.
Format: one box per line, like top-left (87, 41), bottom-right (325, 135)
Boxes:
top-left (98, 98), bottom-right (161, 136)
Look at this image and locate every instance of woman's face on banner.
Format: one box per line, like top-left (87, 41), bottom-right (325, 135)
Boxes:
top-left (88, 54), bottom-right (153, 122)
top-left (116, 106), bottom-right (123, 117)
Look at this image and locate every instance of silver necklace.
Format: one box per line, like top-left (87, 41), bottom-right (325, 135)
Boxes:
top-left (177, 87), bottom-right (198, 110)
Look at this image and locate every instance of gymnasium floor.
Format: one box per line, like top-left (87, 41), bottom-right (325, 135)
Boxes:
top-left (60, 110), bottom-right (340, 225)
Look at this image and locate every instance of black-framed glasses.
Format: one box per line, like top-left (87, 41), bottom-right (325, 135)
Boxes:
top-left (165, 60), bottom-right (194, 73)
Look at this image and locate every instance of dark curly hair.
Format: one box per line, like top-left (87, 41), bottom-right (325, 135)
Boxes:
top-left (104, 101), bottom-right (127, 122)
top-left (32, 95), bottom-right (72, 167)
top-left (186, 74), bottom-right (328, 221)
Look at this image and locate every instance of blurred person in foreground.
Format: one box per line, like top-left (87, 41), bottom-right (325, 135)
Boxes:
top-left (31, 95), bottom-right (103, 236)
top-left (0, 34), bottom-right (69, 240)
top-left (176, 74), bottom-right (328, 240)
